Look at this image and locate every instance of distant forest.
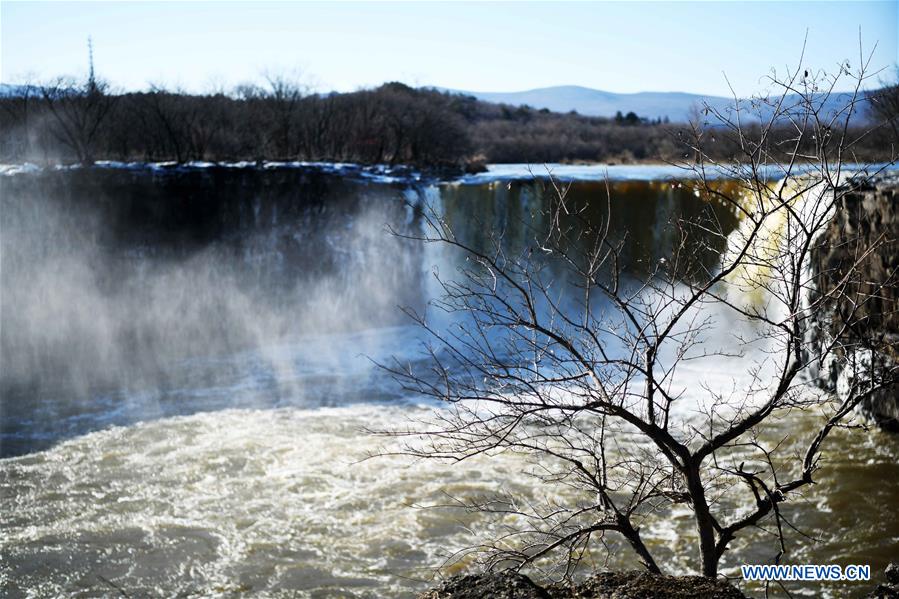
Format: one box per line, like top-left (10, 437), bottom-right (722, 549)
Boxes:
top-left (1, 74), bottom-right (896, 169)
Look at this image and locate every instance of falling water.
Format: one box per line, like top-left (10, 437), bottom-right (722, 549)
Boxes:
top-left (1, 164), bottom-right (896, 598)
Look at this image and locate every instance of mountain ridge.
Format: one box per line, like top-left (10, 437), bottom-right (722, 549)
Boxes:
top-left (437, 84), bottom-right (867, 123)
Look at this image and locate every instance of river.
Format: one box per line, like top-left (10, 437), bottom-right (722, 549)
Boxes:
top-left (1, 163), bottom-right (896, 597)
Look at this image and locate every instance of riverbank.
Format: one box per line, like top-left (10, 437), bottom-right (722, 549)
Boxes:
top-left (0, 159), bottom-right (462, 183)
top-left (421, 564), bottom-right (899, 599)
top-left (4, 159), bottom-right (892, 185)
top-left (419, 570), bottom-right (747, 599)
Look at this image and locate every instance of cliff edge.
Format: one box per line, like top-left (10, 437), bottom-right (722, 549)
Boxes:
top-left (810, 175), bottom-right (899, 430)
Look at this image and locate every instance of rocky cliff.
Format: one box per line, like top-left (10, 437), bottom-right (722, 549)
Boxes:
top-left (810, 176), bottom-right (899, 429)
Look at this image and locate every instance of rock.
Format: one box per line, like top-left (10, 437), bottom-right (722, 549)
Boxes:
top-left (419, 571), bottom-right (550, 599)
top-left (419, 570), bottom-right (747, 599)
top-left (809, 177), bottom-right (899, 430)
top-left (547, 571), bottom-right (746, 599)
top-left (867, 563), bottom-right (899, 598)
top-left (869, 584), bottom-right (899, 599)
top-left (463, 158), bottom-right (488, 174)
top-left (886, 563), bottom-right (899, 585)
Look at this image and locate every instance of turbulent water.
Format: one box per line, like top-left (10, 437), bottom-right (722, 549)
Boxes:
top-left (1, 164), bottom-right (897, 598)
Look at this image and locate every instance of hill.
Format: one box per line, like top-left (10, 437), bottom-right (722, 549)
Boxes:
top-left (441, 84), bottom-right (867, 123)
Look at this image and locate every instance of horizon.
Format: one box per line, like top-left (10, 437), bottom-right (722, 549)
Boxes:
top-left (2, 1), bottom-right (897, 98)
top-left (0, 79), bottom-right (882, 99)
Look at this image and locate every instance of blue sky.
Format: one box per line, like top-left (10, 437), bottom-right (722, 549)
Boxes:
top-left (2, 1), bottom-right (897, 96)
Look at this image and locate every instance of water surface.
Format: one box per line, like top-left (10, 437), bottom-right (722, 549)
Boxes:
top-left (1, 165), bottom-right (895, 597)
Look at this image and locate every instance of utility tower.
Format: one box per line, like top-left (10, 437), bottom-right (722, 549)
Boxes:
top-left (87, 36), bottom-right (97, 93)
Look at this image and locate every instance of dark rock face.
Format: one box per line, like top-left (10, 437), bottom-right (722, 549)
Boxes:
top-left (420, 572), bottom-right (550, 599)
top-left (867, 563), bottom-right (899, 598)
top-left (547, 571), bottom-right (747, 598)
top-left (420, 571), bottom-right (746, 599)
top-left (810, 178), bottom-right (899, 430)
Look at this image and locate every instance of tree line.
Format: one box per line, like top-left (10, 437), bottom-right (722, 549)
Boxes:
top-left (0, 77), bottom-right (472, 168)
top-left (1, 72), bottom-right (896, 168)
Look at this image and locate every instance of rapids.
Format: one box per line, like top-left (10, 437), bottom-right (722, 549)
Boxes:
top-left (1, 164), bottom-right (897, 597)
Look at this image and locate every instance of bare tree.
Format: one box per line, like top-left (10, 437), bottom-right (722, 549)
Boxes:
top-left (37, 37), bottom-right (115, 165)
top-left (0, 73), bottom-right (38, 160)
top-left (261, 70), bottom-right (307, 159)
top-left (134, 84), bottom-right (200, 163)
top-left (380, 49), bottom-right (897, 583)
top-left (867, 67), bottom-right (899, 146)
top-left (40, 75), bottom-right (116, 165)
